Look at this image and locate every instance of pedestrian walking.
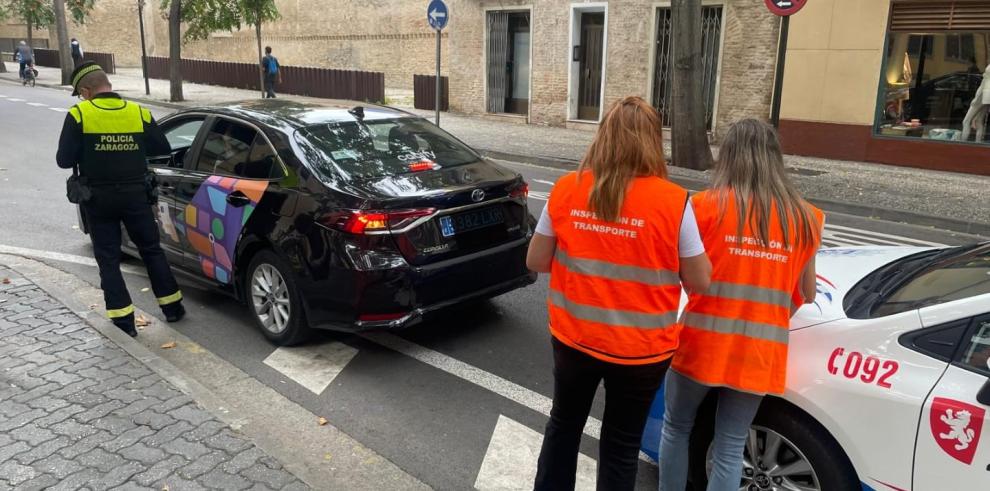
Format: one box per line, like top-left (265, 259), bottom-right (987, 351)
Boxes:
top-left (71, 38), bottom-right (85, 67)
top-left (261, 46), bottom-right (282, 99)
top-left (527, 96), bottom-right (711, 491)
top-left (657, 119), bottom-right (823, 491)
top-left (15, 41), bottom-right (33, 81)
top-left (55, 61), bottom-right (186, 337)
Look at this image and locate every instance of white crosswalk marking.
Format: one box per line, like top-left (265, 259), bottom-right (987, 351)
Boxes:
top-left (0, 94), bottom-right (7, 98)
top-left (475, 415), bottom-right (596, 490)
top-left (8, 98), bottom-right (25, 102)
top-left (26, 102), bottom-right (47, 107)
top-left (48, 107), bottom-right (69, 112)
top-left (263, 342), bottom-right (358, 395)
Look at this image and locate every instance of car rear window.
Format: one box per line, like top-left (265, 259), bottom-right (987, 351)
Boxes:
top-left (294, 118), bottom-right (480, 180)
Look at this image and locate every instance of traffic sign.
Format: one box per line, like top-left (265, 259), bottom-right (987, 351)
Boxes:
top-left (427, 0), bottom-right (449, 30)
top-left (764, 0), bottom-right (807, 16)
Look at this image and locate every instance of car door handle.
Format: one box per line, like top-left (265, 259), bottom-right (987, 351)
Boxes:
top-left (226, 191), bottom-right (251, 208)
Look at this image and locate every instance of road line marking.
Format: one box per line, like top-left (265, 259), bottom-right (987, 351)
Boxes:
top-left (360, 331), bottom-right (604, 441)
top-left (475, 415), bottom-right (596, 490)
top-left (49, 107), bottom-right (69, 112)
top-left (532, 179), bottom-right (556, 187)
top-left (8, 98), bottom-right (25, 102)
top-left (0, 244), bottom-right (147, 277)
top-left (529, 192), bottom-right (549, 201)
top-left (26, 102), bottom-right (47, 107)
top-left (263, 342), bottom-right (358, 395)
top-left (824, 223), bottom-right (944, 247)
top-left (826, 232), bottom-right (908, 247)
top-left (0, 94), bottom-right (7, 98)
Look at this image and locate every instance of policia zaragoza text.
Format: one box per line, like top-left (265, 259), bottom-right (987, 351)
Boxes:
top-left (55, 61), bottom-right (186, 337)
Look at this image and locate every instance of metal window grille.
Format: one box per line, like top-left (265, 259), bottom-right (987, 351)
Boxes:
top-left (891, 1), bottom-right (990, 32)
top-left (652, 6), bottom-right (723, 129)
top-left (487, 12), bottom-right (510, 114)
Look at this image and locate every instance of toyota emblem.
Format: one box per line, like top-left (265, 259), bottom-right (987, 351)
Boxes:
top-left (471, 189), bottom-right (486, 202)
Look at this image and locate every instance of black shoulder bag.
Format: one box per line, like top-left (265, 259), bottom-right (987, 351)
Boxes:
top-left (66, 165), bottom-right (92, 204)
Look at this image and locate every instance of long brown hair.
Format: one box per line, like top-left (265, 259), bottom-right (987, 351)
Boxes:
top-left (713, 119), bottom-right (817, 248)
top-left (578, 96), bottom-right (667, 222)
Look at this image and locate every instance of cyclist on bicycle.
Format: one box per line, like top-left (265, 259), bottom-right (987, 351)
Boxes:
top-left (16, 41), bottom-right (34, 81)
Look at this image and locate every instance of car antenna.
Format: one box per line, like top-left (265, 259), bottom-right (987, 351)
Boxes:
top-left (348, 106), bottom-right (365, 120)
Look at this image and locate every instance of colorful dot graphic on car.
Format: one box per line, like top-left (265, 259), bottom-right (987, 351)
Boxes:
top-left (184, 176), bottom-right (269, 284)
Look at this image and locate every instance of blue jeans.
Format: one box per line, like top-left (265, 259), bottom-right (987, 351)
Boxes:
top-left (658, 371), bottom-right (763, 491)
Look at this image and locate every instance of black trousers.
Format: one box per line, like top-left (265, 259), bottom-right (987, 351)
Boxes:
top-left (264, 75), bottom-right (277, 98)
top-left (82, 186), bottom-right (181, 326)
top-left (535, 337), bottom-right (670, 491)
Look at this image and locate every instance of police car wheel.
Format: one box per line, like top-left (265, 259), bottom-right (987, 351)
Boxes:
top-left (246, 250), bottom-right (309, 346)
top-left (688, 399), bottom-right (859, 491)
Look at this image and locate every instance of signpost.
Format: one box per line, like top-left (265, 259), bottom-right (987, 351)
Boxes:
top-left (427, 0), bottom-right (448, 126)
top-left (137, 0), bottom-right (150, 96)
top-left (766, 0), bottom-right (806, 127)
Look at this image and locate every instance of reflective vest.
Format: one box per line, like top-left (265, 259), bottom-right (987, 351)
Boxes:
top-left (70, 97), bottom-right (152, 186)
top-left (547, 171), bottom-right (689, 365)
top-left (672, 190), bottom-right (823, 395)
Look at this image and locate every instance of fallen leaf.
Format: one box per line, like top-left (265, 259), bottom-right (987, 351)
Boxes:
top-left (71, 225), bottom-right (79, 230)
top-left (89, 303), bottom-right (98, 310)
top-left (317, 417), bottom-right (328, 426)
top-left (1, 278), bottom-right (9, 284)
top-left (162, 485), bottom-right (169, 491)
top-left (141, 287), bottom-right (150, 292)
top-left (136, 315), bottom-right (151, 327)
top-left (160, 341), bottom-right (177, 349)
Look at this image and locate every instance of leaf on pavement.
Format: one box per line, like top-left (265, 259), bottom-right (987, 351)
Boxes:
top-left (160, 341), bottom-right (177, 349)
top-left (136, 314), bottom-right (151, 327)
top-left (1, 278), bottom-right (10, 284)
top-left (317, 417), bottom-right (328, 426)
top-left (141, 287), bottom-right (150, 292)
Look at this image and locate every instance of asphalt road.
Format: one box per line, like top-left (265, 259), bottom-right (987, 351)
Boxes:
top-left (1, 80), bottom-right (986, 490)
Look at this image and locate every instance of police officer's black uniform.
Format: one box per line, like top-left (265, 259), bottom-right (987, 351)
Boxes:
top-left (56, 62), bottom-right (185, 336)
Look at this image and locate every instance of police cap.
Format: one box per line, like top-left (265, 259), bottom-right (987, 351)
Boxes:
top-left (70, 61), bottom-right (105, 96)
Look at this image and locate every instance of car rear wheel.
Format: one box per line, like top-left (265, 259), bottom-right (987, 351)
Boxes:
top-left (247, 250), bottom-right (309, 346)
top-left (689, 400), bottom-right (859, 491)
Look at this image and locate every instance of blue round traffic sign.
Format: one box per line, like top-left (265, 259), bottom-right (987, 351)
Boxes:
top-left (427, 0), bottom-right (449, 30)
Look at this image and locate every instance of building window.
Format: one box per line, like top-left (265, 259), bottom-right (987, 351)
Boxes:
top-left (652, 5), bottom-right (723, 129)
top-left (878, 1), bottom-right (990, 144)
top-left (487, 11), bottom-right (531, 116)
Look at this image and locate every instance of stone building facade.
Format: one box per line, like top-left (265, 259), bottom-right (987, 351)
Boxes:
top-left (2, 0), bottom-right (781, 136)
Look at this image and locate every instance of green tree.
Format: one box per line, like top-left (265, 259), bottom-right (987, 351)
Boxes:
top-left (160, 0), bottom-right (279, 102)
top-left (0, 0), bottom-right (55, 49)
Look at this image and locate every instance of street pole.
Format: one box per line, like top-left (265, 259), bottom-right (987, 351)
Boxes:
top-left (770, 15), bottom-right (789, 128)
top-left (138, 0), bottom-right (150, 96)
top-left (435, 29), bottom-right (441, 126)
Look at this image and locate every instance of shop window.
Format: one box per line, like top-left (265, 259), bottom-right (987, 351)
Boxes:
top-left (879, 1), bottom-right (990, 144)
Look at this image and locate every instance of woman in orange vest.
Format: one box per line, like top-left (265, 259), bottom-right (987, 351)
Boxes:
top-left (658, 119), bottom-right (823, 491)
top-left (527, 96), bottom-right (711, 490)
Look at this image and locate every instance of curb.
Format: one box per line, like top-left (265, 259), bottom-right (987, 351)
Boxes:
top-left (479, 149), bottom-right (990, 238)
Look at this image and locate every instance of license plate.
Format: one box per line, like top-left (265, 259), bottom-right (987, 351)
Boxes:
top-left (439, 207), bottom-right (504, 237)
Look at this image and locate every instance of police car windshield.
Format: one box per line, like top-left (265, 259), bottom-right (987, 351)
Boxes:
top-left (294, 118), bottom-right (480, 180)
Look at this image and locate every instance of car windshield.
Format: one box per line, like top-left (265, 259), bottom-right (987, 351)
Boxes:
top-left (294, 118), bottom-right (480, 180)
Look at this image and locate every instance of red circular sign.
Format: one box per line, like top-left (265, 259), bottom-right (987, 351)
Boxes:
top-left (764, 0), bottom-right (807, 16)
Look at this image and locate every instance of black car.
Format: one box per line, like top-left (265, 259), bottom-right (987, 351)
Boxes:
top-left (84, 101), bottom-right (537, 345)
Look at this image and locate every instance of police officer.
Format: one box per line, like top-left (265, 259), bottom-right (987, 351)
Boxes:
top-left (56, 62), bottom-right (185, 337)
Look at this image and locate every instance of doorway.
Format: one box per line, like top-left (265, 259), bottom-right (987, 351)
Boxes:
top-left (487, 11), bottom-right (531, 115)
top-left (576, 12), bottom-right (605, 121)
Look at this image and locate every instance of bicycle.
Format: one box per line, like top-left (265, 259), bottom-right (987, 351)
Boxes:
top-left (21, 64), bottom-right (37, 87)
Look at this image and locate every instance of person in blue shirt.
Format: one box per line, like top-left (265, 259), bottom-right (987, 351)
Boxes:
top-left (261, 46), bottom-right (282, 99)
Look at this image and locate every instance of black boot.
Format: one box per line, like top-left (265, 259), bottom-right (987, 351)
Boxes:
top-left (163, 301), bottom-right (186, 323)
top-left (113, 319), bottom-right (138, 337)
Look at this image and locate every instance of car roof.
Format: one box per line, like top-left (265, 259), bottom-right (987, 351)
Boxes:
top-left (179, 100), bottom-right (421, 132)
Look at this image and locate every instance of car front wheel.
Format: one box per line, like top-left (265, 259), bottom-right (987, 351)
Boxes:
top-left (246, 249), bottom-right (309, 346)
top-left (689, 400), bottom-right (860, 491)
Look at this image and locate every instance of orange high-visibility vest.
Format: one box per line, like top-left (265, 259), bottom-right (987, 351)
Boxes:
top-left (672, 190), bottom-right (823, 395)
top-left (547, 171), bottom-right (689, 365)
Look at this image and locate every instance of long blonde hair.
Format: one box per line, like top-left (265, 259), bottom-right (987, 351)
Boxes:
top-left (713, 119), bottom-right (816, 248)
top-left (578, 97), bottom-right (667, 222)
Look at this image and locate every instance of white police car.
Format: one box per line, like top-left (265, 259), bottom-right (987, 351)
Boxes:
top-left (641, 243), bottom-right (990, 491)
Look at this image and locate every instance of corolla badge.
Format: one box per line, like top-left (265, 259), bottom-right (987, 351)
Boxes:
top-left (471, 189), bottom-right (486, 202)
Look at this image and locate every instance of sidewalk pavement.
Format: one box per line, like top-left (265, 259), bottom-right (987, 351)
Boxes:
top-left (4, 62), bottom-right (988, 237)
top-left (0, 264), bottom-right (312, 491)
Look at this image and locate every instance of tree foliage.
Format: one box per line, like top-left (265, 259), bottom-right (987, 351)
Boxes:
top-left (0, 0), bottom-right (94, 26)
top-left (160, 0), bottom-right (279, 42)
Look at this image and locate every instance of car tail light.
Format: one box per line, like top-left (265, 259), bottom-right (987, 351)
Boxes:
top-left (322, 209), bottom-right (436, 234)
top-left (510, 182), bottom-right (529, 199)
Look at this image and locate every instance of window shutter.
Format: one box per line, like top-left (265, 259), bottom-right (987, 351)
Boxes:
top-left (891, 1), bottom-right (990, 32)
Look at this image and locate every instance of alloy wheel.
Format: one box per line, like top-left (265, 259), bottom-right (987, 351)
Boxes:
top-left (251, 263), bottom-right (291, 334)
top-left (706, 425), bottom-right (821, 491)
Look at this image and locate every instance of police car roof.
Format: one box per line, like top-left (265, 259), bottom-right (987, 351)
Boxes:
top-left (183, 100), bottom-right (419, 130)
